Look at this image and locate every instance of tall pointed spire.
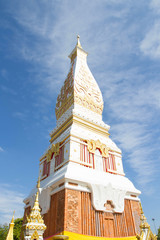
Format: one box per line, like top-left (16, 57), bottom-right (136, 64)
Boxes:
top-left (23, 177), bottom-right (46, 240)
top-left (6, 211), bottom-right (15, 240)
top-left (55, 36), bottom-right (103, 122)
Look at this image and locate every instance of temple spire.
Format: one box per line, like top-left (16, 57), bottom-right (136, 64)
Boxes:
top-left (76, 35), bottom-right (82, 48)
top-left (23, 177), bottom-right (46, 240)
top-left (6, 211), bottom-right (15, 240)
top-left (55, 36), bottom-right (103, 121)
top-left (136, 202), bottom-right (157, 240)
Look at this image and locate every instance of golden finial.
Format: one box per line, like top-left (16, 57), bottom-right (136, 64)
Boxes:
top-left (37, 176), bottom-right (40, 189)
top-left (33, 177), bottom-right (41, 210)
top-left (11, 211), bottom-right (15, 224)
top-left (140, 202), bottom-right (144, 214)
top-left (6, 212), bottom-right (15, 240)
top-left (77, 35), bottom-right (82, 48)
top-left (25, 178), bottom-right (46, 231)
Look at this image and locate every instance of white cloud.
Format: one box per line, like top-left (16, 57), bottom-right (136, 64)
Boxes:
top-left (0, 147), bottom-right (4, 152)
top-left (140, 22), bottom-right (160, 59)
top-left (3, 0), bottom-right (160, 189)
top-left (0, 85), bottom-right (17, 95)
top-left (101, 67), bottom-right (160, 186)
top-left (0, 184), bottom-right (25, 224)
top-left (150, 0), bottom-right (160, 13)
top-left (13, 111), bottom-right (27, 121)
top-left (140, 0), bottom-right (160, 59)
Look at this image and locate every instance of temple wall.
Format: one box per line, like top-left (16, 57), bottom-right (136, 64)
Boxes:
top-left (23, 189), bottom-right (141, 239)
top-left (23, 206), bottom-right (31, 225)
top-left (79, 191), bottom-right (139, 237)
top-left (43, 189), bottom-right (65, 238)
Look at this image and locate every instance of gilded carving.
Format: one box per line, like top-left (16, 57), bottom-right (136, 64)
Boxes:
top-left (74, 64), bottom-right (103, 115)
top-left (46, 142), bottom-right (60, 162)
top-left (30, 230), bottom-right (39, 240)
top-left (55, 61), bottom-right (74, 120)
top-left (55, 41), bottom-right (104, 120)
top-left (87, 139), bottom-right (109, 158)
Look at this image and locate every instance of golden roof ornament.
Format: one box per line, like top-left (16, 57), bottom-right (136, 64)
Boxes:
top-left (136, 202), bottom-right (157, 240)
top-left (6, 211), bottom-right (15, 240)
top-left (37, 176), bottom-right (40, 189)
top-left (24, 177), bottom-right (46, 231)
top-left (76, 35), bottom-right (82, 48)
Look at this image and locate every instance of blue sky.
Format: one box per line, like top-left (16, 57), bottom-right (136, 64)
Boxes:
top-left (0, 0), bottom-right (160, 233)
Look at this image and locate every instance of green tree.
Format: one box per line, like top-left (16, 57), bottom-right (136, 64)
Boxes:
top-left (0, 224), bottom-right (9, 240)
top-left (13, 218), bottom-right (23, 240)
top-left (0, 218), bottom-right (23, 240)
top-left (157, 226), bottom-right (160, 240)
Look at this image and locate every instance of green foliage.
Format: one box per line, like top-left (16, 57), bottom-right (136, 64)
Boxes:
top-left (157, 226), bottom-right (160, 240)
top-left (0, 223), bottom-right (9, 240)
top-left (0, 218), bottom-right (23, 240)
top-left (13, 218), bottom-right (23, 240)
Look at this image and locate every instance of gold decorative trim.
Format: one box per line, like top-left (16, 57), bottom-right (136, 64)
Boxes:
top-left (50, 116), bottom-right (73, 142)
top-left (46, 142), bottom-right (60, 162)
top-left (86, 139), bottom-right (109, 158)
top-left (50, 114), bottom-right (110, 144)
top-left (31, 230), bottom-right (39, 240)
top-left (55, 61), bottom-right (74, 120)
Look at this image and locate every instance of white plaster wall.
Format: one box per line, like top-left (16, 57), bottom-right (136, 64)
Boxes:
top-left (70, 121), bottom-right (121, 153)
top-left (70, 140), bottom-right (80, 162)
top-left (50, 156), bottom-right (55, 174)
top-left (64, 141), bottom-right (70, 162)
top-left (115, 155), bottom-right (124, 175)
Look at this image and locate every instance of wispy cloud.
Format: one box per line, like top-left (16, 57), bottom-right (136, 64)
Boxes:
top-left (13, 111), bottom-right (27, 121)
top-left (1, 69), bottom-right (8, 80)
top-left (140, 0), bottom-right (160, 59)
top-left (0, 147), bottom-right (4, 152)
top-left (0, 184), bottom-right (25, 224)
top-left (2, 0), bottom-right (160, 190)
top-left (102, 66), bottom-right (160, 186)
top-left (0, 85), bottom-right (17, 95)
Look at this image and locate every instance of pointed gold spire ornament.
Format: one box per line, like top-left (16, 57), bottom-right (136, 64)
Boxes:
top-left (136, 202), bottom-right (157, 240)
top-left (37, 176), bottom-right (40, 189)
top-left (6, 211), bottom-right (15, 240)
top-left (23, 177), bottom-right (46, 240)
top-left (76, 35), bottom-right (82, 48)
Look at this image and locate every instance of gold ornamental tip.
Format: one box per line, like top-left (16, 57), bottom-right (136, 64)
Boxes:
top-left (37, 176), bottom-right (40, 189)
top-left (76, 35), bottom-right (82, 48)
top-left (11, 211), bottom-right (15, 224)
top-left (6, 212), bottom-right (15, 240)
top-left (140, 202), bottom-right (144, 214)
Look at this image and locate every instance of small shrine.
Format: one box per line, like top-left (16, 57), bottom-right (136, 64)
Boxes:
top-left (23, 178), bottom-right (46, 240)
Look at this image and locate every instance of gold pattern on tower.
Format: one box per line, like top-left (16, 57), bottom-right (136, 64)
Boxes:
top-left (87, 139), bottom-right (109, 158)
top-left (46, 142), bottom-right (60, 161)
top-left (55, 35), bottom-right (103, 120)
